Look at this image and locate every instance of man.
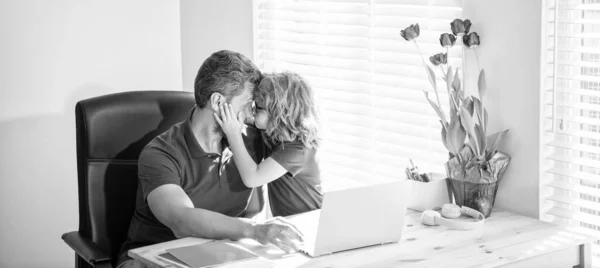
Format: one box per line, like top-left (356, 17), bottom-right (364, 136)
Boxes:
top-left (117, 50), bottom-right (303, 268)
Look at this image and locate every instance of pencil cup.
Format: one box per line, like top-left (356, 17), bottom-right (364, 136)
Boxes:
top-left (406, 174), bottom-right (451, 212)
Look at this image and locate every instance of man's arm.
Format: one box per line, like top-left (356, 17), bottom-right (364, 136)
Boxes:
top-left (148, 184), bottom-right (253, 240)
top-left (147, 184), bottom-right (303, 253)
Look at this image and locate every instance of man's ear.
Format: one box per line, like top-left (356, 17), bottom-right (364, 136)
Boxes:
top-left (209, 93), bottom-right (225, 111)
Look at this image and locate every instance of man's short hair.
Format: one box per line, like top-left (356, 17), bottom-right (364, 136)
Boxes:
top-left (194, 50), bottom-right (261, 108)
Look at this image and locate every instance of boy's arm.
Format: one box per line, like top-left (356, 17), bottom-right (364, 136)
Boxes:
top-left (228, 134), bottom-right (288, 188)
top-left (240, 125), bottom-right (265, 218)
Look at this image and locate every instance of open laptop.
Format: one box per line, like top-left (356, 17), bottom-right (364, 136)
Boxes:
top-left (286, 180), bottom-right (410, 257)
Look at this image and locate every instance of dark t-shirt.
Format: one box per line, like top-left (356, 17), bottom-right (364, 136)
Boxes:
top-left (116, 108), bottom-right (263, 266)
top-left (267, 141), bottom-right (323, 217)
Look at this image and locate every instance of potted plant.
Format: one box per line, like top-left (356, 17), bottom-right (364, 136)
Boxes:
top-left (399, 19), bottom-right (511, 217)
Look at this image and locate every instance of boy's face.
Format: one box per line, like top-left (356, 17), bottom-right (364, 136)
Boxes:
top-left (253, 98), bottom-right (269, 130)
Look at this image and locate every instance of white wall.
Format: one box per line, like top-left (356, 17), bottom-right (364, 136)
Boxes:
top-left (0, 1), bottom-right (182, 267)
top-left (463, 0), bottom-right (543, 218)
top-left (179, 0), bottom-right (254, 90)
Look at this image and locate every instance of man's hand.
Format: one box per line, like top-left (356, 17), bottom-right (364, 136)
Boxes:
top-left (252, 217), bottom-right (304, 254)
top-left (214, 103), bottom-right (244, 138)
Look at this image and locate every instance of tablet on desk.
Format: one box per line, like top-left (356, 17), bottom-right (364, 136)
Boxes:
top-left (158, 252), bottom-right (188, 268)
top-left (165, 241), bottom-right (259, 268)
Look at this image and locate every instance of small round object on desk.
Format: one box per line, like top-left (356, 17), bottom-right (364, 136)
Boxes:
top-left (421, 210), bottom-right (441, 226)
top-left (441, 203), bottom-right (461, 219)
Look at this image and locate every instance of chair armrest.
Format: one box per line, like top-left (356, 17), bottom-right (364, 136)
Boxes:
top-left (62, 231), bottom-right (111, 267)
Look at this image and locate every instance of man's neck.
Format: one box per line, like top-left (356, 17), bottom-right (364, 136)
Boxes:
top-left (189, 107), bottom-right (223, 154)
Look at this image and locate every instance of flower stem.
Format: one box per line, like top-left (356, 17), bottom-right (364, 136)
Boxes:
top-left (445, 47), bottom-right (452, 110)
top-left (444, 47), bottom-right (449, 77)
top-left (473, 49), bottom-right (484, 128)
top-left (414, 40), bottom-right (442, 109)
top-left (439, 66), bottom-right (446, 79)
top-left (449, 89), bottom-right (460, 113)
top-left (474, 48), bottom-right (481, 71)
top-left (461, 41), bottom-right (466, 95)
top-left (414, 40), bottom-right (426, 65)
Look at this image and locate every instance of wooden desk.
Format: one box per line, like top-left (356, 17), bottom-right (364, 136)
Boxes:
top-left (129, 209), bottom-right (597, 268)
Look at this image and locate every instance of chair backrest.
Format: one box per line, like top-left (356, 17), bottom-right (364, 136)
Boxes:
top-left (75, 91), bottom-right (195, 263)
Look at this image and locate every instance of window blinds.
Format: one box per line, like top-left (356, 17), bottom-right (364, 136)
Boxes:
top-left (254, 0), bottom-right (463, 188)
top-left (255, 0), bottom-right (462, 188)
top-left (542, 0), bottom-right (600, 265)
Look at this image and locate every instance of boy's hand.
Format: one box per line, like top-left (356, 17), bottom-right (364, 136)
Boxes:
top-left (214, 103), bottom-right (244, 138)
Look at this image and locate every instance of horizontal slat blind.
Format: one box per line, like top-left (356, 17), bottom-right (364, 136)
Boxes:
top-left (254, 0), bottom-right (462, 188)
top-left (542, 0), bottom-right (600, 265)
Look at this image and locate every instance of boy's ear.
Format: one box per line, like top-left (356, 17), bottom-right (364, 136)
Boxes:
top-left (209, 93), bottom-right (225, 111)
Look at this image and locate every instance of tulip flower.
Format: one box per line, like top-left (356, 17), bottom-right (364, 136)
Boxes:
top-left (400, 24), bottom-right (420, 41)
top-left (450, 19), bottom-right (472, 36)
top-left (463, 32), bottom-right (481, 48)
top-left (439, 33), bottom-right (456, 48)
top-left (429, 53), bottom-right (447, 66)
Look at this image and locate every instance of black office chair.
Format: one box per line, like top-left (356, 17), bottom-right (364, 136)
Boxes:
top-left (61, 91), bottom-right (196, 268)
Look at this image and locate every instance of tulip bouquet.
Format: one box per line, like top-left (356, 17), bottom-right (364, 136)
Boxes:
top-left (400, 19), bottom-right (511, 217)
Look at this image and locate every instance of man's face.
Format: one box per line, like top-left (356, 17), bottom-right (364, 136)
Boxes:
top-left (213, 83), bottom-right (255, 135)
top-left (228, 83), bottom-right (255, 124)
